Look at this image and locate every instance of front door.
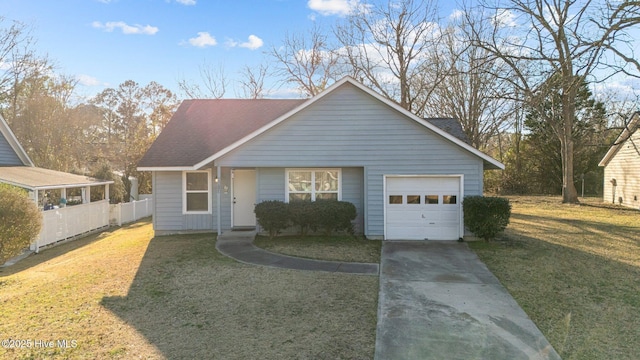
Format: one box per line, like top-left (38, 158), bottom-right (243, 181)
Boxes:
top-left (232, 169), bottom-right (256, 227)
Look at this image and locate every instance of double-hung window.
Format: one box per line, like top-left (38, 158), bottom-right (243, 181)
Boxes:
top-left (183, 170), bottom-right (211, 213)
top-left (287, 169), bottom-right (341, 202)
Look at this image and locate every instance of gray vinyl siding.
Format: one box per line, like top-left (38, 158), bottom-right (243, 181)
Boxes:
top-left (217, 83), bottom-right (484, 237)
top-left (153, 170), bottom-right (224, 233)
top-left (256, 168), bottom-right (286, 201)
top-left (341, 167), bottom-right (365, 233)
top-left (603, 130), bottom-right (640, 209)
top-left (0, 131), bottom-right (22, 165)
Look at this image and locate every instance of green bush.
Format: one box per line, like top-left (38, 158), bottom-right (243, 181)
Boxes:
top-left (0, 184), bottom-right (42, 263)
top-left (312, 200), bottom-right (357, 236)
top-left (463, 196), bottom-right (511, 241)
top-left (254, 200), bottom-right (289, 239)
top-left (288, 200), bottom-right (315, 237)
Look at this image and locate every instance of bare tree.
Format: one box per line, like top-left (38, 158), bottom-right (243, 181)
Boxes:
top-left (422, 15), bottom-right (516, 150)
top-left (334, 0), bottom-right (443, 115)
top-left (0, 17), bottom-right (35, 100)
top-left (271, 26), bottom-right (340, 97)
top-left (238, 63), bottom-right (270, 99)
top-left (177, 61), bottom-right (228, 99)
top-left (468, 0), bottom-right (640, 203)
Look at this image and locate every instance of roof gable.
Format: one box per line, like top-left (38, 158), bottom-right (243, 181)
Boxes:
top-left (0, 114), bottom-right (34, 166)
top-left (599, 112), bottom-right (640, 167)
top-left (138, 77), bottom-right (504, 170)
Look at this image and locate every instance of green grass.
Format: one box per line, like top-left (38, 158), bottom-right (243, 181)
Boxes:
top-left (253, 235), bottom-right (382, 263)
top-left (468, 196), bottom-right (640, 360)
top-left (0, 220), bottom-right (378, 359)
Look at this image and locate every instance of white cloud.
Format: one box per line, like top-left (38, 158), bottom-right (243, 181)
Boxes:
top-left (449, 9), bottom-right (465, 21)
top-left (226, 35), bottom-right (264, 50)
top-left (492, 9), bottom-right (517, 28)
top-left (239, 35), bottom-right (264, 50)
top-left (76, 74), bottom-right (105, 87)
top-left (92, 21), bottom-right (159, 35)
top-left (188, 32), bottom-right (217, 47)
top-left (175, 0), bottom-right (196, 5)
top-left (307, 0), bottom-right (364, 16)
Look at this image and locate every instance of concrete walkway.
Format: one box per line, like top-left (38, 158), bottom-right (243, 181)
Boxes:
top-left (375, 241), bottom-right (561, 360)
top-left (215, 231), bottom-right (379, 275)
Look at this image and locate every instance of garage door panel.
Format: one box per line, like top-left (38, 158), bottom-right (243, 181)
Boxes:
top-left (385, 176), bottom-right (461, 241)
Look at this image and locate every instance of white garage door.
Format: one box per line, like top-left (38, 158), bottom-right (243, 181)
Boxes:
top-left (385, 176), bottom-right (461, 240)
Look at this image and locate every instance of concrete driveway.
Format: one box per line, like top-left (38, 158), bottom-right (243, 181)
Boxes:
top-left (374, 241), bottom-right (561, 360)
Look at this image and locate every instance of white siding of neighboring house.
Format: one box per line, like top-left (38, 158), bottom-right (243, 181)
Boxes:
top-left (215, 82), bottom-right (484, 238)
top-left (603, 129), bottom-right (640, 209)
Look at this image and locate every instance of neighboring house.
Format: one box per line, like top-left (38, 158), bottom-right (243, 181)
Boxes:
top-left (0, 114), bottom-right (114, 251)
top-left (138, 77), bottom-right (504, 240)
top-left (599, 112), bottom-right (640, 209)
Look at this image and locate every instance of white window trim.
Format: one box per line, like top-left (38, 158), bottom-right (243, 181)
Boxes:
top-left (182, 169), bottom-right (212, 214)
top-left (285, 168), bottom-right (342, 202)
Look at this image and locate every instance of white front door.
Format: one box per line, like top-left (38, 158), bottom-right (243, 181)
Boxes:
top-left (385, 176), bottom-right (462, 240)
top-left (232, 169), bottom-right (257, 227)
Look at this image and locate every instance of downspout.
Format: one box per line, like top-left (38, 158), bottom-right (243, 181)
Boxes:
top-left (216, 165), bottom-right (222, 236)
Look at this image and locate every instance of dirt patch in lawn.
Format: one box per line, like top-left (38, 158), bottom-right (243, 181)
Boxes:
top-left (0, 221), bottom-right (378, 359)
top-left (254, 235), bottom-right (381, 263)
top-left (469, 196), bottom-right (640, 360)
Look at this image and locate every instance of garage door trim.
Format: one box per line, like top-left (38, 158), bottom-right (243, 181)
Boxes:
top-left (383, 174), bottom-right (464, 240)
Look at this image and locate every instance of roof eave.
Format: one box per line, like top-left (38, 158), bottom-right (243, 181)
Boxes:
top-left (137, 166), bottom-right (198, 172)
top-left (599, 112), bottom-right (640, 167)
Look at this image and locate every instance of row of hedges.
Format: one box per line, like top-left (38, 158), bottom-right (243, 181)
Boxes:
top-left (254, 200), bottom-right (357, 239)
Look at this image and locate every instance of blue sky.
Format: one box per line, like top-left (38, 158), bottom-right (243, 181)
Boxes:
top-left (1, 0), bottom-right (638, 101)
top-left (1, 0), bottom-right (398, 100)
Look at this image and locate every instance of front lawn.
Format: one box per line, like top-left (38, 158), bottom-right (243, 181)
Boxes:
top-left (469, 196), bottom-right (640, 360)
top-left (254, 235), bottom-right (382, 263)
top-left (0, 220), bottom-right (378, 359)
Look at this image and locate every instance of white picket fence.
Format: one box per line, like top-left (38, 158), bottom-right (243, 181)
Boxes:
top-left (32, 200), bottom-right (110, 252)
top-left (31, 198), bottom-right (153, 252)
top-left (109, 198), bottom-right (153, 226)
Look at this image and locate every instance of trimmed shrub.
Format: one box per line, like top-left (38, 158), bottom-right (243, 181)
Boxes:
top-left (254, 200), bottom-right (289, 239)
top-left (0, 184), bottom-right (42, 263)
top-left (288, 200), bottom-right (316, 237)
top-left (312, 200), bottom-right (357, 236)
top-left (463, 196), bottom-right (511, 241)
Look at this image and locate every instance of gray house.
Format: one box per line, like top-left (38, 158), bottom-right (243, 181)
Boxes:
top-left (0, 114), bottom-right (113, 207)
top-left (138, 77), bottom-right (504, 240)
top-left (599, 112), bottom-right (640, 209)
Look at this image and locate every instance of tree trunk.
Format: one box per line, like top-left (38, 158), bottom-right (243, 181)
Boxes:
top-left (561, 87), bottom-right (579, 204)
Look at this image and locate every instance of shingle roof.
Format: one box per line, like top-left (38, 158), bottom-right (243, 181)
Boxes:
top-left (424, 118), bottom-right (470, 144)
top-left (0, 166), bottom-right (113, 190)
top-left (138, 99), bottom-right (307, 168)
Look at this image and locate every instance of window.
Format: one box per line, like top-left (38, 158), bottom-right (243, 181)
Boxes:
top-left (389, 195), bottom-right (403, 204)
top-left (407, 195), bottom-right (421, 204)
top-left (443, 195), bottom-right (457, 204)
top-left (183, 171), bottom-right (211, 213)
top-left (287, 169), bottom-right (340, 202)
top-left (425, 195), bottom-right (439, 204)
